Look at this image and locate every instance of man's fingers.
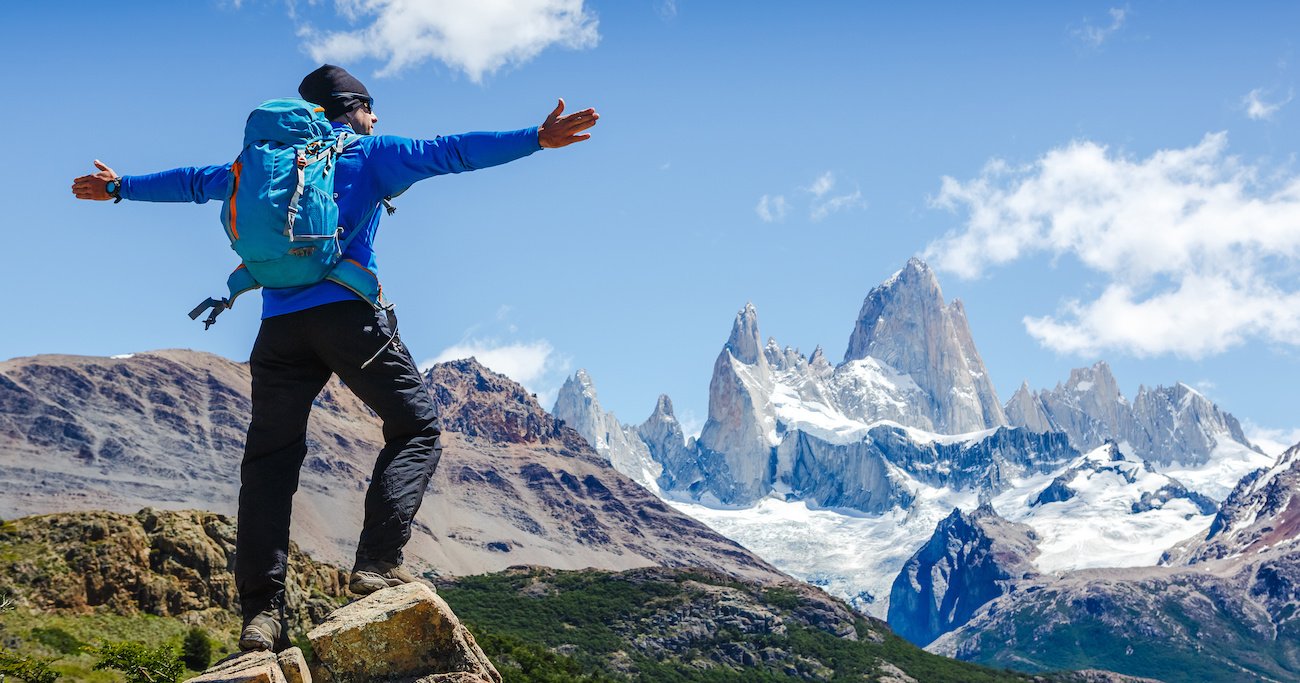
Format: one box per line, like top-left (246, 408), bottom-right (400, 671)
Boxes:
top-left (557, 118), bottom-right (598, 135)
top-left (93, 160), bottom-right (108, 171)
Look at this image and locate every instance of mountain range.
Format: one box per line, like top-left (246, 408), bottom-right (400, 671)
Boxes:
top-left (550, 257), bottom-right (1291, 679)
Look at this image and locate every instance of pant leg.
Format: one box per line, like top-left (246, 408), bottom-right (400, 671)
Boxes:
top-left (308, 301), bottom-right (442, 567)
top-left (236, 314), bottom-right (332, 619)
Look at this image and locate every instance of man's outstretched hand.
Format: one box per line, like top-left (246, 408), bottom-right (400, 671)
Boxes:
top-left (71, 160), bottom-right (119, 200)
top-left (538, 99), bottom-right (598, 149)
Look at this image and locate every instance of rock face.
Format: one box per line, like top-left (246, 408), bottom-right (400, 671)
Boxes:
top-left (1183, 441), bottom-right (1300, 565)
top-left (887, 504), bottom-right (1039, 646)
top-left (928, 440), bottom-right (1300, 682)
top-left (1005, 362), bottom-right (1259, 467)
top-left (777, 425), bottom-right (1077, 513)
top-left (308, 583), bottom-right (498, 683)
top-left (0, 508), bottom-right (346, 636)
top-left (842, 258), bottom-right (1006, 433)
top-left (550, 369), bottom-right (662, 493)
top-left (635, 394), bottom-right (697, 494)
top-left (692, 303), bottom-right (779, 505)
top-left (0, 350), bottom-right (787, 587)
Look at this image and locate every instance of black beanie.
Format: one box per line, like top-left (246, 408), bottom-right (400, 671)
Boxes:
top-left (298, 64), bottom-right (371, 120)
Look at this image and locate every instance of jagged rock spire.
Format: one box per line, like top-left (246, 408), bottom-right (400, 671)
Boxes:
top-left (727, 303), bottom-right (764, 365)
top-left (841, 258), bottom-right (1005, 433)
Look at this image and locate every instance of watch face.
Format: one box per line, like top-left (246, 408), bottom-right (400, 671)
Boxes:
top-left (106, 180), bottom-right (118, 194)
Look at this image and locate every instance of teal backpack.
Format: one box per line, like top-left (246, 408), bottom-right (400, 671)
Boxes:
top-left (189, 98), bottom-right (386, 328)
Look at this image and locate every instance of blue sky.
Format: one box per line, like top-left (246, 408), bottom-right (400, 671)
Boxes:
top-left (5, 1), bottom-right (1299, 453)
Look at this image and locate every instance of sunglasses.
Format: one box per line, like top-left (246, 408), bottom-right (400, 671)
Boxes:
top-left (332, 91), bottom-right (374, 113)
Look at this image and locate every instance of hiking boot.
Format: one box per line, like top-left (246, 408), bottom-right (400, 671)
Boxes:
top-left (238, 609), bottom-right (281, 652)
top-left (349, 560), bottom-right (426, 596)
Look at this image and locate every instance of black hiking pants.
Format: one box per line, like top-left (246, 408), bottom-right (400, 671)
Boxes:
top-left (234, 300), bottom-right (443, 621)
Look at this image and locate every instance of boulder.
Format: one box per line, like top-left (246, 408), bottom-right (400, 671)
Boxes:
top-left (307, 583), bottom-right (499, 683)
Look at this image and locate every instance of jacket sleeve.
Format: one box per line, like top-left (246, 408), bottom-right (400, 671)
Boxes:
top-left (120, 164), bottom-right (231, 204)
top-left (363, 128), bottom-right (542, 198)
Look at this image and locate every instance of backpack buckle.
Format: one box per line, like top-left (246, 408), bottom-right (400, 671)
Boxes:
top-left (188, 297), bottom-right (230, 330)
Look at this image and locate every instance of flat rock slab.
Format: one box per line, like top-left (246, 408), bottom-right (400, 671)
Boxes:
top-left (308, 583), bottom-right (499, 683)
top-left (185, 649), bottom-right (288, 683)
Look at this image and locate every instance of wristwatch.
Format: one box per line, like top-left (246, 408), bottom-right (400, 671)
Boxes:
top-left (105, 177), bottom-right (123, 203)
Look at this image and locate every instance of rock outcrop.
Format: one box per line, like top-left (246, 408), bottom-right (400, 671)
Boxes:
top-left (887, 504), bottom-right (1039, 646)
top-left (0, 508), bottom-right (346, 637)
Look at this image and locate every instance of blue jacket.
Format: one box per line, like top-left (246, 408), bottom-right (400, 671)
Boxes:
top-left (121, 123), bottom-right (541, 318)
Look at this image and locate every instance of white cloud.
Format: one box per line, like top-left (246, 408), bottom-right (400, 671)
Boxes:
top-left (925, 132), bottom-right (1300, 358)
top-left (807, 171), bottom-right (835, 198)
top-left (656, 0), bottom-right (678, 20)
top-left (303, 0), bottom-right (600, 81)
top-left (760, 171), bottom-right (865, 223)
top-left (811, 189), bottom-right (865, 222)
top-left (423, 338), bottom-right (570, 405)
top-left (1243, 87), bottom-right (1293, 121)
top-left (756, 194), bottom-right (788, 223)
top-left (1073, 7), bottom-right (1127, 47)
top-left (1243, 421), bottom-right (1300, 457)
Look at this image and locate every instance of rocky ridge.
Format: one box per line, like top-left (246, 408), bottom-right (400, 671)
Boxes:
top-left (1004, 361), bottom-right (1261, 469)
top-left (0, 350), bottom-right (786, 586)
top-left (924, 440), bottom-right (1300, 682)
top-left (887, 504), bottom-right (1039, 646)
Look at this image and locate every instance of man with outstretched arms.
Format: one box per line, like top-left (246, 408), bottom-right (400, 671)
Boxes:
top-left (71, 64), bottom-right (598, 651)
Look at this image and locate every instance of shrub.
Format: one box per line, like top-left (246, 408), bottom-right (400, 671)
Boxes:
top-left (88, 641), bottom-right (184, 683)
top-left (0, 647), bottom-right (61, 683)
top-left (181, 627), bottom-right (212, 671)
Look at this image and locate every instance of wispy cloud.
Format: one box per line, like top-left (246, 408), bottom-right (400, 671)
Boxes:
top-left (423, 337), bottom-right (571, 406)
top-left (758, 171), bottom-right (865, 223)
top-left (301, 0), bottom-right (600, 81)
top-left (807, 171), bottom-right (835, 198)
top-left (925, 132), bottom-right (1300, 359)
top-left (1072, 7), bottom-right (1127, 48)
top-left (756, 194), bottom-right (788, 223)
top-left (811, 189), bottom-right (865, 222)
top-left (656, 0), bottom-right (678, 21)
top-left (1243, 87), bottom-right (1293, 120)
top-left (805, 171), bottom-right (865, 222)
top-left (1243, 421), bottom-right (1300, 457)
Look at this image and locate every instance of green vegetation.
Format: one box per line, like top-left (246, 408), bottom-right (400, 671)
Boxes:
top-left (0, 608), bottom-right (239, 682)
top-left (439, 568), bottom-right (1050, 683)
top-left (180, 627), bottom-right (212, 671)
top-left (0, 648), bottom-right (61, 683)
top-left (29, 627), bottom-right (84, 655)
top-left (87, 641), bottom-right (184, 683)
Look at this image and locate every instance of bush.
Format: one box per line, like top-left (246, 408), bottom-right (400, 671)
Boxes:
top-left (88, 641), bottom-right (184, 683)
top-left (0, 647), bottom-right (61, 683)
top-left (181, 627), bottom-right (212, 671)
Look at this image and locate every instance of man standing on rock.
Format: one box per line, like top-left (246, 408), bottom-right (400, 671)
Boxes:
top-left (71, 64), bottom-right (598, 651)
